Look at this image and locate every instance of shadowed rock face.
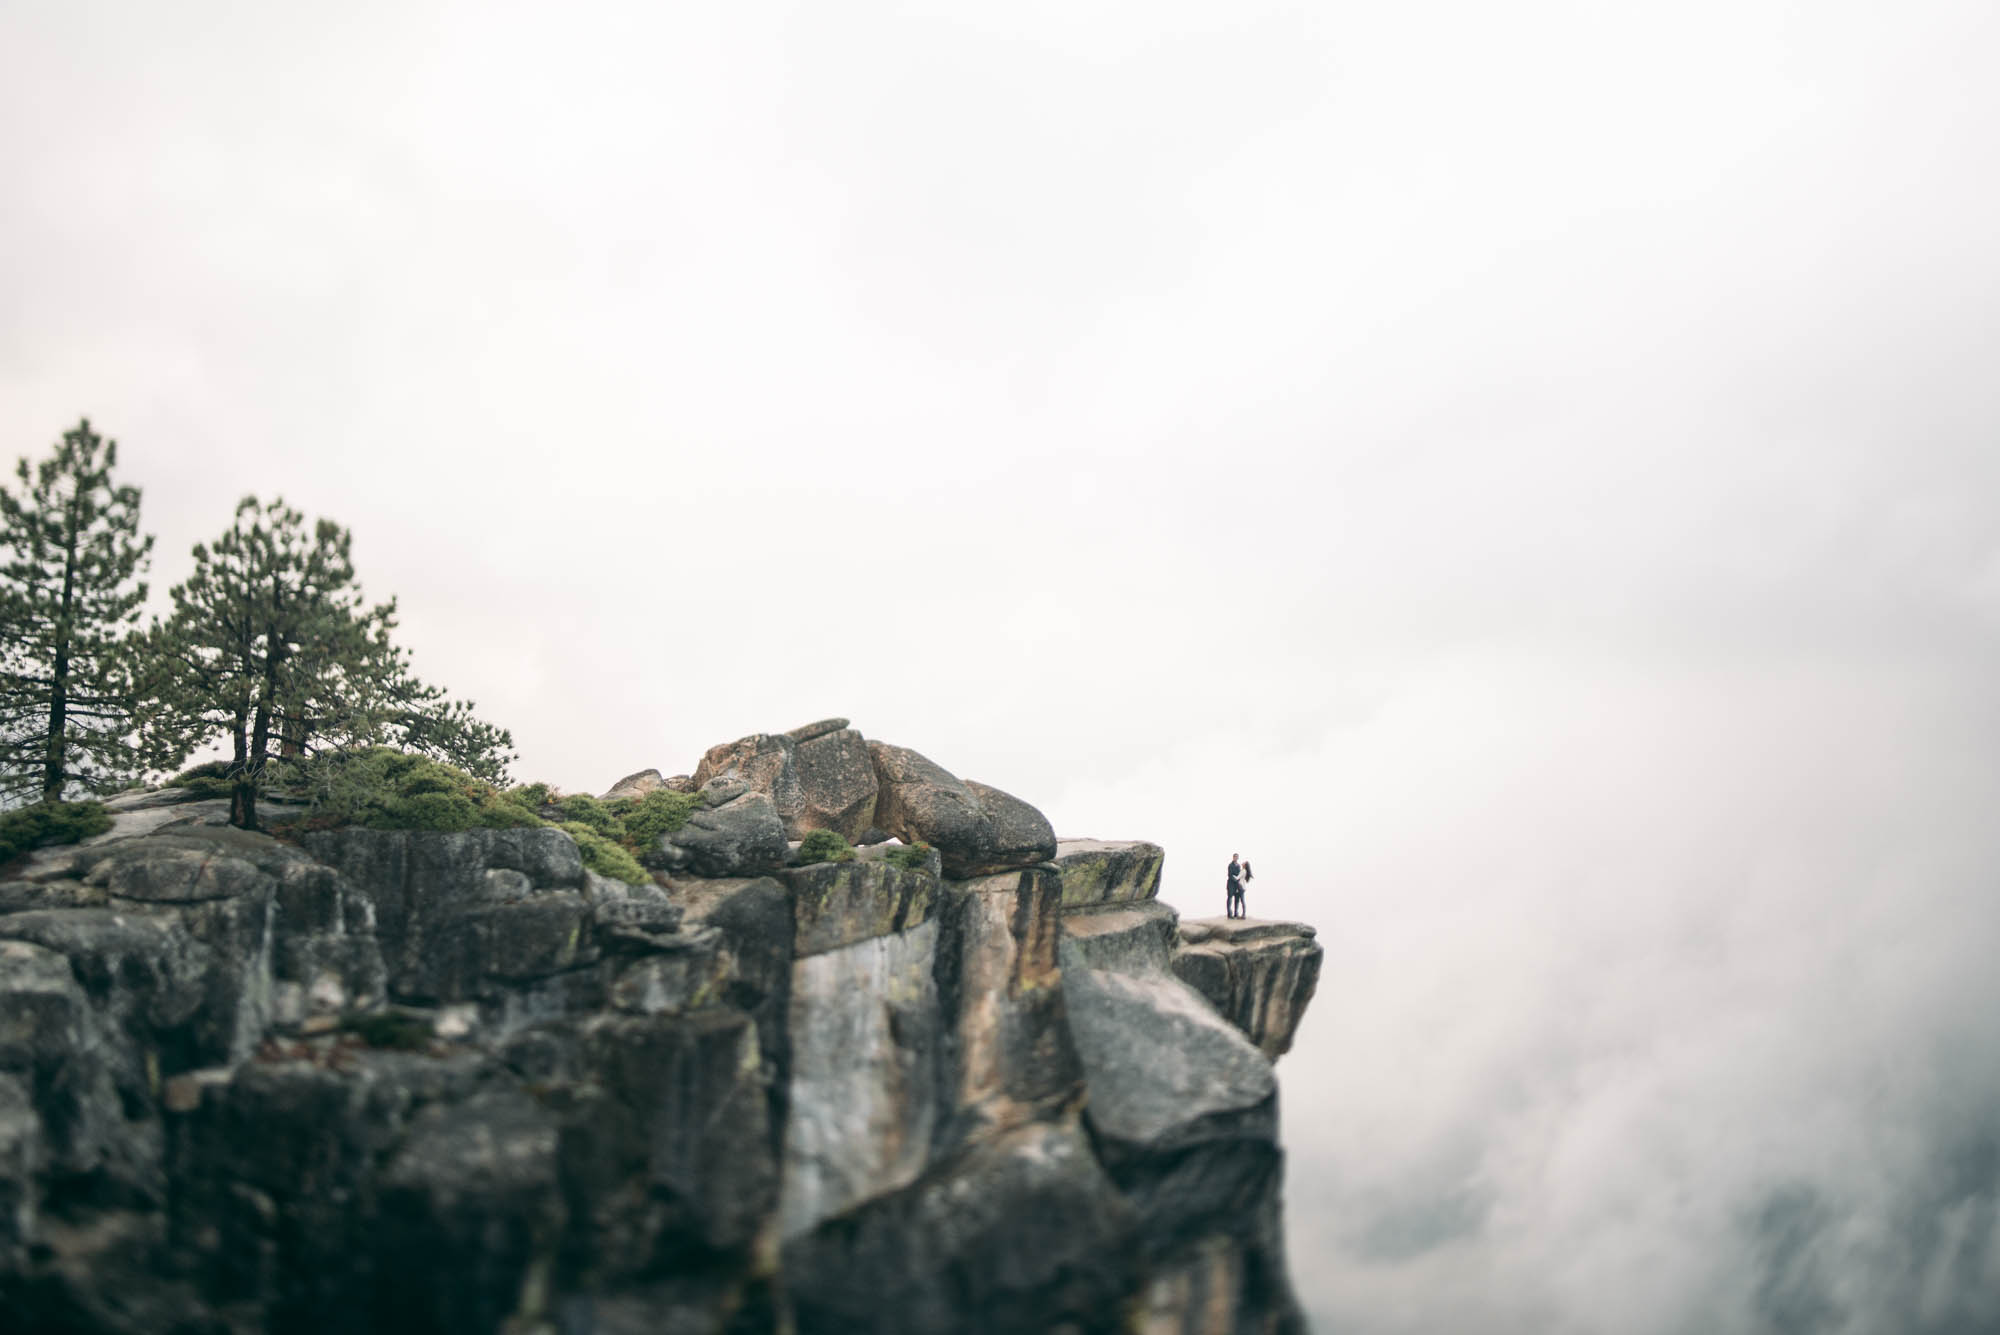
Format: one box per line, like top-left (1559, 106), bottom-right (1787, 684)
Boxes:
top-left (0, 732), bottom-right (1317, 1335)
top-left (1172, 920), bottom-right (1325, 1060)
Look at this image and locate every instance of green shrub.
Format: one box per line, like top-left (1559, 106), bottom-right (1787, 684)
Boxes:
top-left (553, 793), bottom-right (621, 838)
top-left (341, 1009), bottom-right (433, 1050)
top-left (0, 800), bottom-right (113, 864)
top-left (559, 821), bottom-right (649, 885)
top-left (166, 760), bottom-right (239, 800)
top-left (506, 781), bottom-right (552, 809)
top-left (374, 790), bottom-right (482, 831)
top-left (883, 841), bottom-right (932, 872)
top-left (622, 789), bottom-right (701, 849)
top-left (797, 828), bottom-right (855, 865)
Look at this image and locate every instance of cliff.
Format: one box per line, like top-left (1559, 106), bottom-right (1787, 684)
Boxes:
top-left (0, 724), bottom-right (1320, 1334)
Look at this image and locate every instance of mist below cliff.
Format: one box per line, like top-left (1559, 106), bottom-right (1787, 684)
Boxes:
top-left (1120, 647), bottom-right (2000, 1334)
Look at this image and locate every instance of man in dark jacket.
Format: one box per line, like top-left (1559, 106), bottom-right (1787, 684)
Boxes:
top-left (1226, 854), bottom-right (1244, 919)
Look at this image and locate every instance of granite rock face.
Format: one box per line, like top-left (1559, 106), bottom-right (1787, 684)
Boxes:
top-left (1173, 919), bottom-right (1325, 1060)
top-left (0, 727), bottom-right (1317, 1335)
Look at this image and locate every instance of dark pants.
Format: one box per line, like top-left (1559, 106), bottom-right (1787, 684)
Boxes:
top-left (1226, 884), bottom-right (1244, 918)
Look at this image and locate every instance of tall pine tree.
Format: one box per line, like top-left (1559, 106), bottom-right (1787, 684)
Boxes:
top-left (0, 420), bottom-right (153, 803)
top-left (144, 496), bottom-right (513, 829)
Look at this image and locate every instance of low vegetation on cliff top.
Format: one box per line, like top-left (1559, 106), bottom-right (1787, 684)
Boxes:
top-left (0, 799), bottom-right (111, 863)
top-left (796, 828), bottom-right (856, 865)
top-left (252, 748), bottom-right (700, 885)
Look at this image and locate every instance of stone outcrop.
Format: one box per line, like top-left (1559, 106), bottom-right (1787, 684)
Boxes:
top-left (688, 719), bottom-right (881, 843)
top-left (0, 725), bottom-right (1318, 1335)
top-left (1054, 845), bottom-right (1307, 1333)
top-left (1173, 919), bottom-right (1325, 1059)
top-left (868, 742), bottom-right (1055, 877)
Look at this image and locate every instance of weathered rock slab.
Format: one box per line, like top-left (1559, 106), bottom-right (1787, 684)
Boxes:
top-left (780, 857), bottom-right (939, 957)
top-left (1053, 838), bottom-right (1165, 908)
top-left (1059, 899), bottom-right (1179, 976)
top-left (1172, 919), bottom-right (1323, 1059)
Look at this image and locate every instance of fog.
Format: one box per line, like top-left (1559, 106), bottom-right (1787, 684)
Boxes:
top-left (7, 2), bottom-right (2000, 1329)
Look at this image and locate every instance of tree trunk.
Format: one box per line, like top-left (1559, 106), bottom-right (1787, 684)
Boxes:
top-left (40, 499), bottom-right (80, 802)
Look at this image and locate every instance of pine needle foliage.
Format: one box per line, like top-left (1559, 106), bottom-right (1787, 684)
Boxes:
top-left (0, 420), bottom-right (153, 802)
top-left (142, 497), bottom-right (515, 829)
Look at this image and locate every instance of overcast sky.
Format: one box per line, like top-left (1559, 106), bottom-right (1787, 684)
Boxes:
top-left (7, 2), bottom-right (2000, 1329)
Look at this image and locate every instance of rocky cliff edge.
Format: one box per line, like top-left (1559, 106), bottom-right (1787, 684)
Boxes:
top-left (0, 722), bottom-right (1320, 1335)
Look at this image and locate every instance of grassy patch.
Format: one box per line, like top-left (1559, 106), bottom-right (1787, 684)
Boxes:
top-left (559, 821), bottom-right (649, 884)
top-left (882, 841), bottom-right (932, 872)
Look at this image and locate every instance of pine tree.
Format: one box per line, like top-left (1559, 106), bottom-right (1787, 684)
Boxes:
top-left (144, 496), bottom-right (513, 829)
top-left (0, 420), bottom-right (154, 803)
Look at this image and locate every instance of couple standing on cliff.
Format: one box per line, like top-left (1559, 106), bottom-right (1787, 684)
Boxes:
top-left (1225, 854), bottom-right (1253, 919)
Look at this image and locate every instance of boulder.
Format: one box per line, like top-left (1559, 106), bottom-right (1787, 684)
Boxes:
top-left (691, 732), bottom-right (804, 829)
top-left (1171, 920), bottom-right (1324, 1059)
top-left (689, 723), bottom-right (879, 842)
top-left (656, 791), bottom-right (789, 878)
top-left (867, 743), bottom-right (1055, 877)
top-left (600, 768), bottom-right (664, 801)
top-left (1060, 967), bottom-right (1274, 1152)
top-left (791, 727), bottom-right (878, 840)
top-left (1052, 839), bottom-right (1165, 908)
